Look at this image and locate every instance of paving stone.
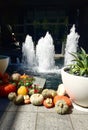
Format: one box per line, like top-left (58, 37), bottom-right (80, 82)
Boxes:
top-left (36, 113), bottom-right (73, 130)
top-left (71, 107), bottom-right (88, 115)
top-left (37, 105), bottom-right (55, 113)
top-left (70, 115), bottom-right (88, 130)
top-left (0, 111), bottom-right (37, 130)
top-left (6, 102), bottom-right (38, 112)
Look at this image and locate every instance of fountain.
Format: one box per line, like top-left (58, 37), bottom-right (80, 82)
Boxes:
top-left (64, 24), bottom-right (80, 66)
top-left (22, 35), bottom-right (36, 67)
top-left (22, 32), bottom-right (59, 73)
top-left (36, 32), bottom-right (58, 72)
top-left (22, 25), bottom-right (80, 73)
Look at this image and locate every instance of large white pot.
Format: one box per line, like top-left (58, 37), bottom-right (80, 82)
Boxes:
top-left (0, 55), bottom-right (9, 74)
top-left (61, 67), bottom-right (88, 107)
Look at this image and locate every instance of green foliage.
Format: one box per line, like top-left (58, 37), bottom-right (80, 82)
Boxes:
top-left (68, 48), bottom-right (88, 77)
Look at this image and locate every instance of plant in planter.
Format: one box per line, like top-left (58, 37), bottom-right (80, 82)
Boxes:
top-left (61, 48), bottom-right (88, 107)
top-left (68, 48), bottom-right (88, 76)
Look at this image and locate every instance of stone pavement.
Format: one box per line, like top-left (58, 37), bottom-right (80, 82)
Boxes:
top-left (0, 98), bottom-right (88, 130)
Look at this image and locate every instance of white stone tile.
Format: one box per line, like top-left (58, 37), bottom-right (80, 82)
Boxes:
top-left (0, 111), bottom-right (37, 130)
top-left (36, 113), bottom-right (73, 130)
top-left (70, 115), bottom-right (88, 130)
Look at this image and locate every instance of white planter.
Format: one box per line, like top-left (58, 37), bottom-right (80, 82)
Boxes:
top-left (61, 67), bottom-right (88, 107)
top-left (0, 55), bottom-right (9, 73)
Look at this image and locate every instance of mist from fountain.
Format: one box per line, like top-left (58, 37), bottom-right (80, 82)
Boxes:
top-left (64, 24), bottom-right (80, 66)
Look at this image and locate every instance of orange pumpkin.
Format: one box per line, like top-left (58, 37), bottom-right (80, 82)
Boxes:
top-left (0, 83), bottom-right (17, 97)
top-left (43, 98), bottom-right (54, 108)
top-left (53, 95), bottom-right (72, 106)
top-left (3, 83), bottom-right (17, 96)
top-left (0, 85), bottom-right (4, 96)
top-left (2, 73), bottom-right (10, 83)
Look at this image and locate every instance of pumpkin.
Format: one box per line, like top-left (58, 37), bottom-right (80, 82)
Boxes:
top-left (43, 98), bottom-right (54, 108)
top-left (42, 89), bottom-right (57, 99)
top-left (53, 95), bottom-right (72, 106)
top-left (30, 93), bottom-right (44, 106)
top-left (57, 84), bottom-right (66, 96)
top-left (0, 85), bottom-right (5, 96)
top-left (8, 92), bottom-right (17, 101)
top-left (14, 95), bottom-right (24, 105)
top-left (24, 95), bottom-right (30, 104)
top-left (11, 73), bottom-right (21, 81)
top-left (17, 86), bottom-right (28, 95)
top-left (0, 83), bottom-right (17, 97)
top-left (55, 100), bottom-right (69, 114)
top-left (0, 72), bottom-right (10, 83)
top-left (2, 73), bottom-right (10, 83)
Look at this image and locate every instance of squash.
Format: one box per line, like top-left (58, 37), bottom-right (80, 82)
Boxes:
top-left (0, 72), bottom-right (10, 83)
top-left (2, 83), bottom-right (17, 97)
top-left (8, 92), bottom-right (17, 101)
top-left (2, 73), bottom-right (10, 83)
top-left (14, 95), bottom-right (24, 105)
top-left (43, 98), bottom-right (54, 108)
top-left (42, 89), bottom-right (57, 98)
top-left (17, 86), bottom-right (28, 95)
top-left (55, 100), bottom-right (69, 114)
top-left (53, 95), bottom-right (72, 107)
top-left (30, 93), bottom-right (44, 106)
top-left (11, 73), bottom-right (21, 81)
top-left (24, 95), bottom-right (30, 104)
top-left (57, 84), bottom-right (66, 96)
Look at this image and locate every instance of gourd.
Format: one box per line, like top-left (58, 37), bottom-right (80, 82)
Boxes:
top-left (30, 93), bottom-right (44, 106)
top-left (8, 92), bottom-right (17, 101)
top-left (55, 100), bottom-right (69, 114)
top-left (24, 95), bottom-right (30, 104)
top-left (53, 95), bottom-right (72, 107)
top-left (14, 95), bottom-right (24, 105)
top-left (57, 84), bottom-right (66, 96)
top-left (43, 98), bottom-right (54, 108)
top-left (0, 72), bottom-right (10, 83)
top-left (1, 83), bottom-right (17, 97)
top-left (11, 73), bottom-right (21, 81)
top-left (42, 89), bottom-right (57, 98)
top-left (17, 86), bottom-right (28, 95)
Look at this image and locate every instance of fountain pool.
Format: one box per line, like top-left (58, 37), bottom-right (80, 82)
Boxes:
top-left (7, 58), bottom-right (64, 90)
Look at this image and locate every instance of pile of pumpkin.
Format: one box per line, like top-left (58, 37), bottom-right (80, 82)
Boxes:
top-left (0, 72), bottom-right (72, 114)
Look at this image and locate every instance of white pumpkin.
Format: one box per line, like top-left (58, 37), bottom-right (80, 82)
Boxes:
top-left (30, 93), bottom-right (44, 105)
top-left (57, 84), bottom-right (66, 96)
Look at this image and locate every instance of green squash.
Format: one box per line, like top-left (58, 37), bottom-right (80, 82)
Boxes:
top-left (55, 100), bottom-right (69, 114)
top-left (14, 95), bottom-right (24, 105)
top-left (8, 92), bottom-right (17, 101)
top-left (42, 89), bottom-right (57, 98)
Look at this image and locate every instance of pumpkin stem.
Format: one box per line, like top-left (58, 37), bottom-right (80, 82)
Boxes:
top-left (59, 103), bottom-right (63, 108)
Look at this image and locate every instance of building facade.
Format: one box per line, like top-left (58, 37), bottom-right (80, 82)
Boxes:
top-left (0, 0), bottom-right (88, 53)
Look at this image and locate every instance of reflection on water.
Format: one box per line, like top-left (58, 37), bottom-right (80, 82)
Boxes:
top-left (7, 58), bottom-right (64, 90)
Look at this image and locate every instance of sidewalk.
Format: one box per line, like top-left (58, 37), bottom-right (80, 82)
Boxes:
top-left (0, 98), bottom-right (88, 130)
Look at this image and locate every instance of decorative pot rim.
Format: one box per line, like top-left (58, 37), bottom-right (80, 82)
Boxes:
top-left (0, 55), bottom-right (9, 59)
top-left (61, 67), bottom-right (88, 79)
